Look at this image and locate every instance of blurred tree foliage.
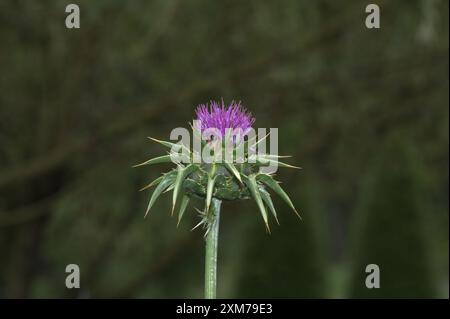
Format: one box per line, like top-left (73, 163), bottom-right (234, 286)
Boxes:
top-left (348, 139), bottom-right (436, 298)
top-left (235, 175), bottom-right (328, 298)
top-left (0, 0), bottom-right (448, 298)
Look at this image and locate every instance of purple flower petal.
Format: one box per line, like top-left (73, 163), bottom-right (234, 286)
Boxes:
top-left (194, 100), bottom-right (255, 138)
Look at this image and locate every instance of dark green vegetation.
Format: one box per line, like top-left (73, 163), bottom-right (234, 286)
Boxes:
top-left (0, 1), bottom-right (448, 298)
top-left (348, 141), bottom-right (437, 298)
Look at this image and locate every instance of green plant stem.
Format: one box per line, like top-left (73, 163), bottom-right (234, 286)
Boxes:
top-left (204, 198), bottom-right (221, 299)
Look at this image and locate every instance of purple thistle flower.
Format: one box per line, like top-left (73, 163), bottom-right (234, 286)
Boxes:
top-left (194, 100), bottom-right (255, 138)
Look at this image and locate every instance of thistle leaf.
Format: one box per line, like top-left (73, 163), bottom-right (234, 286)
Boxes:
top-left (243, 174), bottom-right (270, 232)
top-left (133, 154), bottom-right (173, 168)
top-left (257, 174), bottom-right (301, 219)
top-left (148, 137), bottom-right (191, 154)
top-left (139, 175), bottom-right (164, 191)
top-left (177, 195), bottom-right (190, 227)
top-left (258, 186), bottom-right (279, 225)
top-left (144, 173), bottom-right (176, 217)
top-left (252, 156), bottom-right (301, 169)
top-left (163, 183), bottom-right (175, 193)
top-left (255, 154), bottom-right (292, 159)
top-left (250, 131), bottom-right (270, 149)
top-left (223, 162), bottom-right (242, 184)
top-left (269, 160), bottom-right (301, 169)
top-left (172, 164), bottom-right (198, 214)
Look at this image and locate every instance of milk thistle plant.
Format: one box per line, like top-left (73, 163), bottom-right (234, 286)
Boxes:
top-left (135, 100), bottom-right (300, 299)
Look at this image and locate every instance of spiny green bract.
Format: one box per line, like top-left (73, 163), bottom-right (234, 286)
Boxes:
top-left (134, 134), bottom-right (301, 233)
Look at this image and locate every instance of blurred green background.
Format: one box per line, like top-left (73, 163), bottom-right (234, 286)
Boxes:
top-left (0, 0), bottom-right (448, 298)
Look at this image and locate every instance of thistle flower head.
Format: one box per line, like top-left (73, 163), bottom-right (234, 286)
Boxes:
top-left (195, 100), bottom-right (255, 137)
top-left (135, 100), bottom-right (300, 233)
